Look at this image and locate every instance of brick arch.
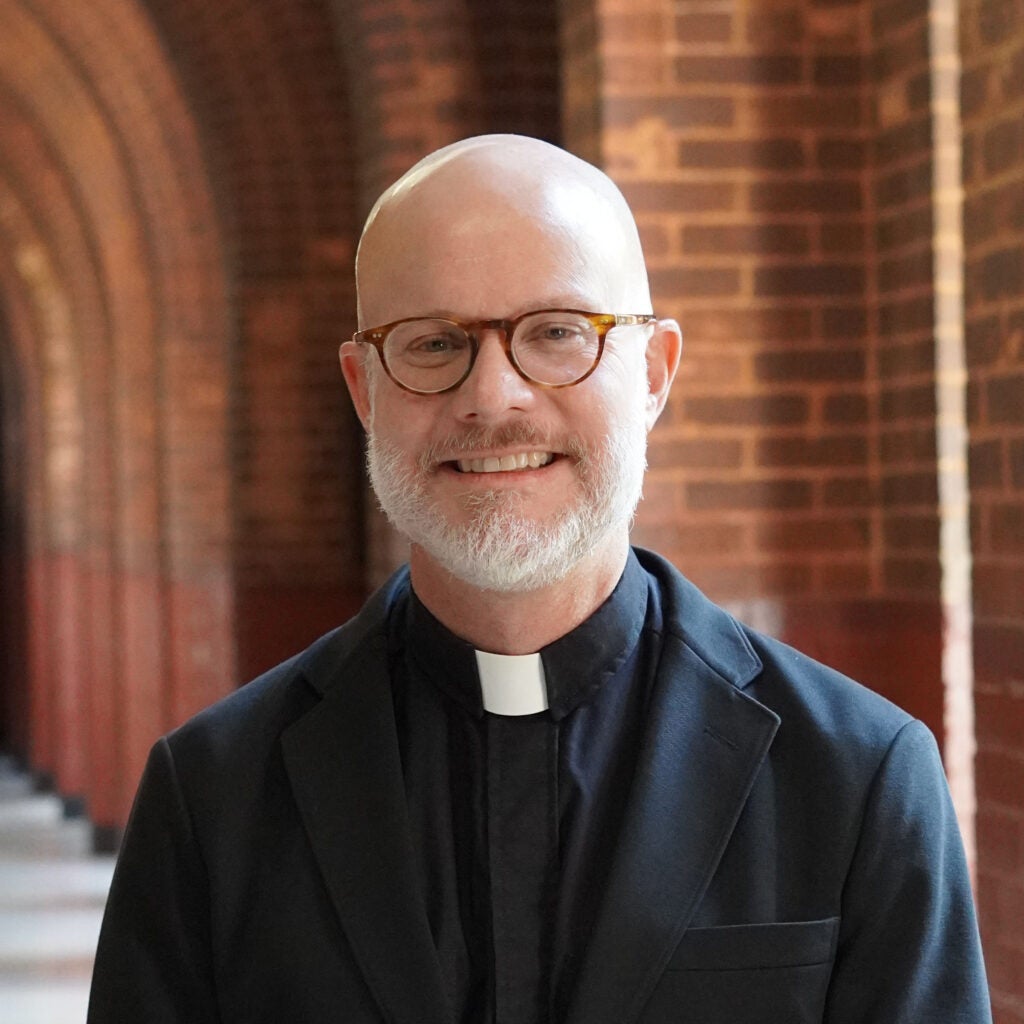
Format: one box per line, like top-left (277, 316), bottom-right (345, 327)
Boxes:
top-left (0, 221), bottom-right (45, 773)
top-left (0, 0), bottom-right (235, 828)
top-left (138, 0), bottom-right (369, 683)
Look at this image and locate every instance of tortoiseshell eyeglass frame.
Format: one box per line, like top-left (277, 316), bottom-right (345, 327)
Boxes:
top-left (351, 309), bottom-right (656, 395)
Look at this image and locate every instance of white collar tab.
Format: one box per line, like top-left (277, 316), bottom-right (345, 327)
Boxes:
top-left (474, 649), bottom-right (549, 716)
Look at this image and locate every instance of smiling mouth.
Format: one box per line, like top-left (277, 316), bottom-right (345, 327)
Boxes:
top-left (453, 451), bottom-right (555, 474)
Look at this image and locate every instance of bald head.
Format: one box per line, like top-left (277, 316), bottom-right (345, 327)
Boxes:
top-left (355, 135), bottom-right (652, 329)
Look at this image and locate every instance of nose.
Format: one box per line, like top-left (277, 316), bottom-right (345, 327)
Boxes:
top-left (449, 329), bottom-right (535, 422)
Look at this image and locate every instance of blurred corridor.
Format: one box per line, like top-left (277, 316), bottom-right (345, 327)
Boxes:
top-left (0, 756), bottom-right (113, 1024)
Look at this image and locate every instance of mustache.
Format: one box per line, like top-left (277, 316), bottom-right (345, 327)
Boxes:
top-left (417, 424), bottom-right (586, 470)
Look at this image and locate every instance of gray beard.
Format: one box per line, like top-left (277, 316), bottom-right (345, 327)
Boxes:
top-left (365, 418), bottom-right (647, 593)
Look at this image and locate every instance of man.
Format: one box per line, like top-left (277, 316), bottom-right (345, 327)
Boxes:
top-left (89, 135), bottom-right (991, 1023)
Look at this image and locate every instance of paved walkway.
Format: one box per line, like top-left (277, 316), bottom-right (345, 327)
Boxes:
top-left (0, 756), bottom-right (115, 1024)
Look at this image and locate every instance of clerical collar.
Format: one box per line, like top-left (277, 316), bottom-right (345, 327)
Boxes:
top-left (475, 650), bottom-right (548, 716)
top-left (405, 550), bottom-right (648, 720)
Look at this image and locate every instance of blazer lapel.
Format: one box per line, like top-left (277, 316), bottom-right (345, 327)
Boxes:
top-left (565, 622), bottom-right (779, 1024)
top-left (281, 605), bottom-right (451, 1024)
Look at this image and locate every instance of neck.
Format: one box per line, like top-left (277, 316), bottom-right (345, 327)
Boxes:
top-left (409, 534), bottom-right (630, 654)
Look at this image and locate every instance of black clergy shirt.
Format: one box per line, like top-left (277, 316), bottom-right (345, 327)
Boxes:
top-left (387, 551), bottom-right (664, 1024)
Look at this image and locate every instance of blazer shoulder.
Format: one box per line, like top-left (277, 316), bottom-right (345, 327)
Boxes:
top-left (164, 565), bottom-right (410, 767)
top-left (634, 546), bottom-right (916, 758)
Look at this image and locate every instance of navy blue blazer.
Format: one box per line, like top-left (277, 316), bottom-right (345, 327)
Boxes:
top-left (88, 548), bottom-right (991, 1023)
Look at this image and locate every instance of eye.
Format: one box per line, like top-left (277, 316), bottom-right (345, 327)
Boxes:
top-left (518, 316), bottom-right (592, 349)
top-left (412, 334), bottom-right (457, 354)
top-left (393, 326), bottom-right (470, 367)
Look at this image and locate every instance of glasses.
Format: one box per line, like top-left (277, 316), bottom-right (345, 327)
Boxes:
top-left (351, 309), bottom-right (656, 395)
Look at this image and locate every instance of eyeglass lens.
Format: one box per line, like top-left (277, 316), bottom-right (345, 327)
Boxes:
top-left (382, 311), bottom-right (602, 393)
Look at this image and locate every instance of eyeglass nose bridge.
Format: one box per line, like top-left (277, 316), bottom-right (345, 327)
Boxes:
top-left (459, 318), bottom-right (530, 384)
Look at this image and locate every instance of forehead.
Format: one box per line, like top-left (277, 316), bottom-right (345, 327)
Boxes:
top-left (357, 180), bottom-right (628, 326)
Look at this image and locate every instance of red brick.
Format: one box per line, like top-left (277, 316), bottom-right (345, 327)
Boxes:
top-left (874, 161), bottom-right (933, 209)
top-left (876, 206), bottom-right (933, 252)
top-left (604, 95), bottom-right (735, 130)
top-left (680, 308), bottom-right (814, 343)
top-left (816, 137), bottom-right (868, 170)
top-left (966, 315), bottom-right (1005, 369)
top-left (745, 7), bottom-right (806, 47)
top-left (880, 471), bottom-right (939, 506)
top-left (977, 0), bottom-right (1020, 46)
top-left (983, 114), bottom-right (1024, 176)
top-left (882, 555), bottom-right (942, 593)
top-left (681, 394), bottom-right (809, 427)
top-left (877, 338), bottom-right (936, 379)
top-left (821, 221), bottom-right (867, 252)
top-left (871, 0), bottom-right (929, 36)
top-left (970, 439), bottom-right (1005, 488)
top-left (754, 263), bottom-right (866, 298)
top-left (977, 748), bottom-right (1024, 811)
top-left (675, 12), bottom-right (733, 45)
top-left (880, 424), bottom-right (937, 462)
top-left (754, 348), bottom-right (866, 382)
top-left (648, 266), bottom-right (741, 298)
top-left (636, 521), bottom-right (746, 558)
top-left (749, 179), bottom-right (863, 213)
top-left (682, 223), bottom-right (811, 256)
top-left (823, 306), bottom-right (869, 339)
top-left (686, 479), bottom-right (814, 512)
top-left (814, 54), bottom-right (864, 88)
top-left (754, 516), bottom-right (870, 552)
top-left (824, 476), bottom-right (880, 508)
top-left (1012, 438), bottom-right (1024, 489)
top-left (882, 512), bottom-right (941, 550)
top-left (978, 879), bottom-right (1024, 961)
top-left (824, 392), bottom-right (869, 424)
top-left (988, 373), bottom-right (1024, 424)
top-left (677, 137), bottom-right (805, 171)
top-left (674, 54), bottom-right (804, 87)
top-left (880, 384), bottom-right (936, 422)
top-left (601, 12), bottom-right (665, 48)
top-left (878, 295), bottom-right (934, 337)
top-left (991, 503), bottom-right (1024, 553)
top-left (748, 94), bottom-right (864, 130)
top-left (975, 248), bottom-right (1024, 304)
top-left (756, 434), bottom-right (868, 468)
top-left (646, 438), bottom-right (743, 471)
top-left (687, 562), bottom-right (815, 600)
top-left (620, 181), bottom-right (737, 214)
top-left (974, 622), bottom-right (1024, 686)
top-left (873, 22), bottom-right (930, 80)
top-left (977, 803), bottom-right (1024, 878)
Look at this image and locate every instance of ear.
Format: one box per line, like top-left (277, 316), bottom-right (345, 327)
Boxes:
top-left (339, 341), bottom-right (374, 430)
top-left (644, 319), bottom-right (682, 431)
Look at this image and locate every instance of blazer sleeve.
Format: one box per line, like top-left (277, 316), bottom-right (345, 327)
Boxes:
top-left (823, 720), bottom-right (992, 1023)
top-left (87, 737), bottom-right (221, 1024)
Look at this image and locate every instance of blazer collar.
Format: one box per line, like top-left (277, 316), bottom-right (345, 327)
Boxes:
top-left (281, 566), bottom-right (452, 1024)
top-left (563, 549), bottom-right (779, 1024)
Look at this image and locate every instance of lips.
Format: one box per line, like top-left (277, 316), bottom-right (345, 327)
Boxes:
top-left (454, 451), bottom-right (555, 474)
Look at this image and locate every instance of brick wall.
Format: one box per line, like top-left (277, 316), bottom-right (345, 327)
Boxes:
top-left (588, 0), bottom-right (876, 603)
top-left (0, 0), bottom-right (238, 828)
top-left (141, 0), bottom-right (369, 681)
top-left (961, 0), bottom-right (1024, 1018)
top-left (561, 0), bottom-right (947, 735)
top-left (871, 0), bottom-right (943, 602)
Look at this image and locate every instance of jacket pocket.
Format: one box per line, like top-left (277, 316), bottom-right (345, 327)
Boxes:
top-left (666, 917), bottom-right (839, 971)
top-left (640, 918), bottom-right (839, 1023)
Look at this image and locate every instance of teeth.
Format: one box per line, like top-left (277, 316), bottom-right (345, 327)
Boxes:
top-left (456, 452), bottom-right (554, 474)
